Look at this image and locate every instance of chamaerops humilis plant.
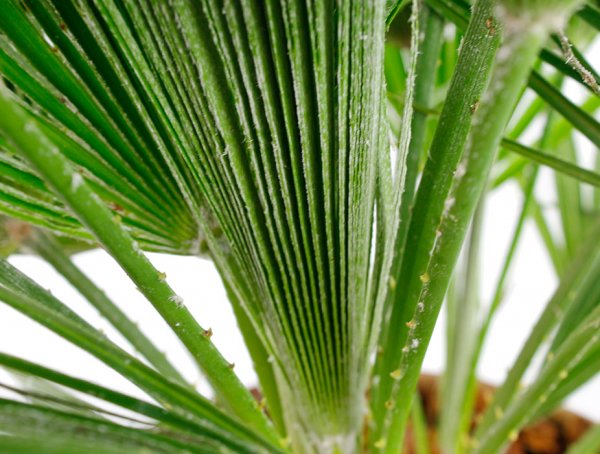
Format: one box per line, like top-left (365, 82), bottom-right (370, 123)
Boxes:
top-left (0, 0), bottom-right (599, 453)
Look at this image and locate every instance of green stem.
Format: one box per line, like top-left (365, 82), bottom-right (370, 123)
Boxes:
top-left (380, 1), bottom-right (573, 450)
top-left (27, 231), bottom-right (186, 385)
top-left (464, 165), bottom-right (538, 425)
top-left (461, 118), bottom-right (546, 449)
top-left (373, 1), bottom-right (501, 450)
top-left (502, 139), bottom-right (600, 188)
top-left (439, 197), bottom-right (485, 454)
top-left (0, 85), bottom-right (278, 444)
top-left (529, 71), bottom-right (600, 148)
top-left (371, 4), bottom-right (444, 431)
top-left (395, 4), bottom-right (445, 259)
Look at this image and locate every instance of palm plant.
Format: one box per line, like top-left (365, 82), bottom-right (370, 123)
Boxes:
top-left (0, 0), bottom-right (599, 452)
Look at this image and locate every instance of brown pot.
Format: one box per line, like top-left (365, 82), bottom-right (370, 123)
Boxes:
top-left (404, 374), bottom-right (592, 454)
